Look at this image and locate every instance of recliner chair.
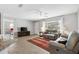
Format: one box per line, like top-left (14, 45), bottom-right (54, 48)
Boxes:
top-left (49, 31), bottom-right (79, 54)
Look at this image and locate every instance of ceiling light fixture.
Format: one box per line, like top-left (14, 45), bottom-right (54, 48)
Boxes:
top-left (34, 9), bottom-right (48, 17)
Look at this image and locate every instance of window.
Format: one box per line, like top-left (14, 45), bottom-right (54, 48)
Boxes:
top-left (46, 21), bottom-right (59, 31)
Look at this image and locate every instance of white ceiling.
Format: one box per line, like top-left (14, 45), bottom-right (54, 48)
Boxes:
top-left (0, 4), bottom-right (79, 21)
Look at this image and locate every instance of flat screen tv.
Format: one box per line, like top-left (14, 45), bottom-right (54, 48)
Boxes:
top-left (21, 27), bottom-right (27, 32)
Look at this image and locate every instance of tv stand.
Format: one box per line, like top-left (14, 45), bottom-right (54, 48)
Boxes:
top-left (18, 31), bottom-right (30, 37)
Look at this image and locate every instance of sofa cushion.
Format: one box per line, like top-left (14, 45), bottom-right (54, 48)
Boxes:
top-left (49, 41), bottom-right (65, 48)
top-left (66, 31), bottom-right (79, 50)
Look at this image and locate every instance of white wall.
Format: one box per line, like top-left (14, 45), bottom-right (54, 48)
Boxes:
top-left (34, 21), bottom-right (40, 35)
top-left (15, 19), bottom-right (35, 35)
top-left (77, 10), bottom-right (79, 32)
top-left (63, 13), bottom-right (78, 32)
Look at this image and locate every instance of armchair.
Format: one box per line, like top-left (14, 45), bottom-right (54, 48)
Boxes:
top-left (49, 31), bottom-right (79, 54)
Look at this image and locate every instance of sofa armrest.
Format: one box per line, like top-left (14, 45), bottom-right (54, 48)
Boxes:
top-left (49, 41), bottom-right (76, 54)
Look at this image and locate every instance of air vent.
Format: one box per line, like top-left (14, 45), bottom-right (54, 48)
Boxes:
top-left (18, 4), bottom-right (23, 7)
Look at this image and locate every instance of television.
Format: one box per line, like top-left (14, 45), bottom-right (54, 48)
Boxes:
top-left (20, 27), bottom-right (27, 32)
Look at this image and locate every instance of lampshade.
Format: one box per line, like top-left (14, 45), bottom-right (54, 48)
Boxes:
top-left (9, 23), bottom-right (14, 28)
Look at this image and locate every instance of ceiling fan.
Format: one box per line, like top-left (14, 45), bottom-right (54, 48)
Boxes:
top-left (34, 9), bottom-right (48, 17)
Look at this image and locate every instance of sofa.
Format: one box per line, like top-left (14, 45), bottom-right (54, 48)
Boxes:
top-left (49, 31), bottom-right (79, 54)
top-left (42, 30), bottom-right (61, 40)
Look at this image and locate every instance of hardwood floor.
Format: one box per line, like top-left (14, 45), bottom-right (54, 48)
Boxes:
top-left (0, 35), bottom-right (49, 54)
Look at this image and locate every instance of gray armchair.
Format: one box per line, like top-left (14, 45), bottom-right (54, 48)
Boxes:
top-left (49, 31), bottom-right (79, 54)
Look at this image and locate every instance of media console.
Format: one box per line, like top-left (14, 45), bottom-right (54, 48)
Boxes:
top-left (18, 31), bottom-right (30, 37)
top-left (17, 27), bottom-right (30, 37)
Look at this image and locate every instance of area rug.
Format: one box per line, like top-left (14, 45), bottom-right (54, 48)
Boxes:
top-left (28, 37), bottom-right (50, 52)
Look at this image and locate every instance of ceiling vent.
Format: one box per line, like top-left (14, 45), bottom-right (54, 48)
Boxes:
top-left (18, 4), bottom-right (23, 8)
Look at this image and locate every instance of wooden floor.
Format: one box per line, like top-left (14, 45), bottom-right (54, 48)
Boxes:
top-left (0, 35), bottom-right (49, 54)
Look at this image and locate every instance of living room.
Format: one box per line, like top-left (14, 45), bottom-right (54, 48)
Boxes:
top-left (0, 4), bottom-right (79, 54)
